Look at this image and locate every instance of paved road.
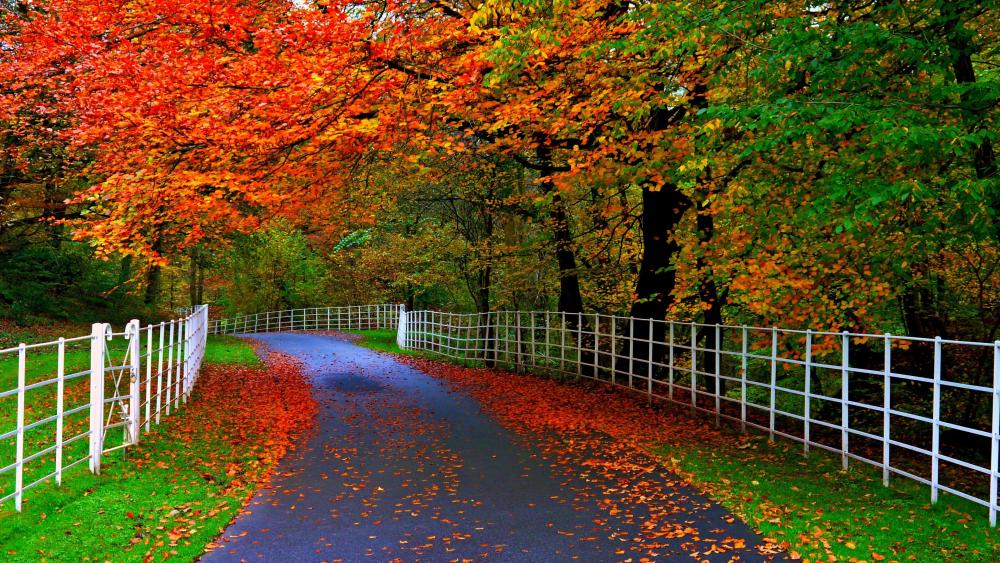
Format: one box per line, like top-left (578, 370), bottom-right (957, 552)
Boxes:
top-left (203, 333), bottom-right (778, 562)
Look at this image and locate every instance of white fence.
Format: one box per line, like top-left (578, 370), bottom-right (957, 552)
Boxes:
top-left (0, 305), bottom-right (209, 511)
top-left (208, 304), bottom-right (403, 335)
top-left (397, 309), bottom-right (1000, 526)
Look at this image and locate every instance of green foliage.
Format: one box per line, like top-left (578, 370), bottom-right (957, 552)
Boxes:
top-left (333, 229), bottom-right (372, 252)
top-left (0, 242), bottom-right (147, 324)
top-left (709, 2), bottom-right (997, 242)
top-left (217, 226), bottom-right (331, 315)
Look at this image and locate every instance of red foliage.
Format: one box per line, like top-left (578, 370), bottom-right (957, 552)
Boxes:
top-left (399, 356), bottom-right (716, 454)
top-left (184, 353), bottom-right (317, 475)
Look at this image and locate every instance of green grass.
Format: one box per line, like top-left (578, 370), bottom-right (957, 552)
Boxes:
top-left (349, 328), bottom-right (554, 368)
top-left (1, 337), bottom-right (132, 506)
top-left (348, 329), bottom-right (442, 360)
top-left (657, 437), bottom-right (1000, 561)
top-left (203, 335), bottom-right (261, 366)
top-left (0, 433), bottom-right (250, 561)
top-left (0, 334), bottom-right (268, 561)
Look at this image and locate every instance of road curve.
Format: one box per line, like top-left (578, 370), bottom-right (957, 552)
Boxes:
top-left (202, 333), bottom-right (779, 562)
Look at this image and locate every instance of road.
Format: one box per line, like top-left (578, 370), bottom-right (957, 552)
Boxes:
top-left (202, 333), bottom-right (779, 562)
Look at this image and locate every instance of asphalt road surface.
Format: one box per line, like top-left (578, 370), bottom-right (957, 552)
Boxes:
top-left (202, 333), bottom-right (780, 562)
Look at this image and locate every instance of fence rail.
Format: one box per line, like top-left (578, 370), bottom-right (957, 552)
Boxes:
top-left (208, 304), bottom-right (403, 335)
top-left (395, 309), bottom-right (1000, 526)
top-left (0, 305), bottom-right (208, 511)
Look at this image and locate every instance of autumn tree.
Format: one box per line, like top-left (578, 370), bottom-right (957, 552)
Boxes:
top-left (0, 0), bottom-right (996, 370)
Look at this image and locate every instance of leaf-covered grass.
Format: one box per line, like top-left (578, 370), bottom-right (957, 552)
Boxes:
top-left (357, 331), bottom-right (999, 561)
top-left (658, 435), bottom-right (998, 562)
top-left (0, 320), bottom-right (93, 350)
top-left (0, 336), bottom-right (316, 561)
top-left (0, 335), bottom-right (256, 500)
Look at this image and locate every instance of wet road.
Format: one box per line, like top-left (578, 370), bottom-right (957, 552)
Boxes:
top-left (202, 333), bottom-right (777, 562)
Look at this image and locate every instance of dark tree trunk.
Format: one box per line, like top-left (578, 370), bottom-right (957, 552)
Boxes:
top-left (188, 247), bottom-right (203, 306)
top-left (535, 145), bottom-right (593, 373)
top-left (628, 185), bottom-right (688, 320)
top-left (536, 146), bottom-right (584, 316)
top-left (900, 280), bottom-right (946, 340)
top-left (197, 260), bottom-right (205, 304)
top-left (625, 72), bottom-right (708, 386)
top-left (626, 182), bottom-right (692, 385)
top-left (473, 267), bottom-right (497, 367)
top-left (144, 264), bottom-right (161, 306)
top-left (403, 282), bottom-right (415, 312)
top-left (942, 4), bottom-right (998, 242)
top-left (696, 202), bottom-right (725, 395)
top-left (144, 239), bottom-right (163, 306)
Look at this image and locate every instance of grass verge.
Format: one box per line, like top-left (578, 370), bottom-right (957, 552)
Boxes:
top-left (348, 328), bottom-right (441, 360)
top-left (658, 434), bottom-right (998, 561)
top-left (0, 335), bottom-right (315, 561)
top-left (203, 335), bottom-right (262, 366)
top-left (352, 329), bottom-right (1000, 562)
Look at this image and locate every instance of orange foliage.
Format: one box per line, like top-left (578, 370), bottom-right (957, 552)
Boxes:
top-left (129, 352), bottom-right (317, 556)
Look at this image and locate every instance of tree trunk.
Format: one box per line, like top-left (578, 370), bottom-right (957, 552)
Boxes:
top-left (188, 247), bottom-right (201, 307)
top-left (536, 146), bottom-right (584, 316)
top-left (625, 71), bottom-right (707, 386)
top-left (404, 282), bottom-right (415, 312)
top-left (197, 260), bottom-right (205, 304)
top-left (474, 267), bottom-right (496, 367)
top-left (535, 145), bottom-right (593, 372)
top-left (627, 182), bottom-right (691, 385)
top-left (696, 201), bottom-right (725, 395)
top-left (942, 4), bottom-right (998, 241)
top-left (143, 239), bottom-right (164, 306)
top-left (144, 264), bottom-right (161, 306)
